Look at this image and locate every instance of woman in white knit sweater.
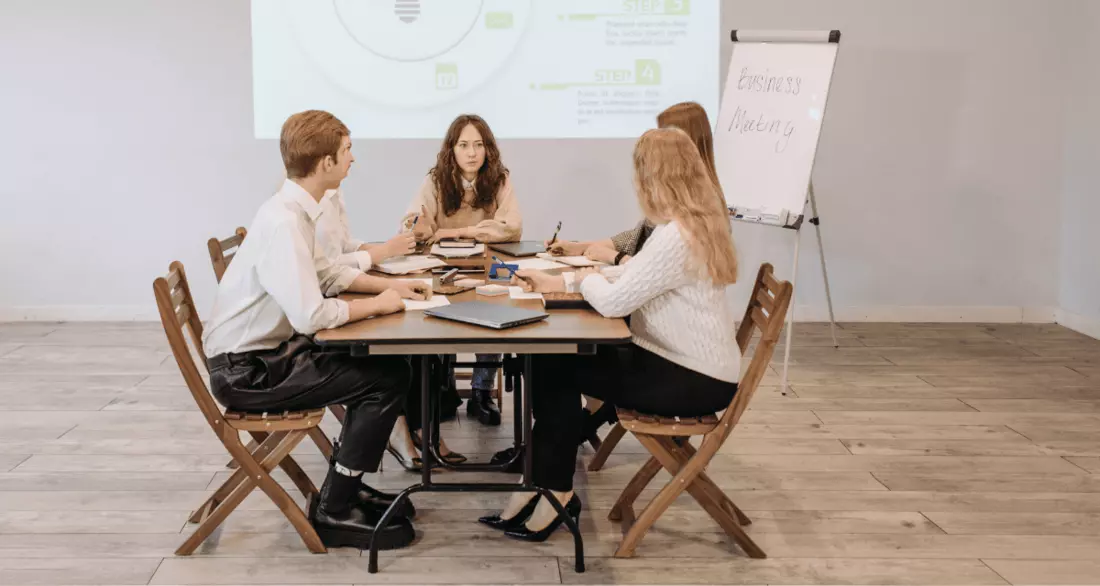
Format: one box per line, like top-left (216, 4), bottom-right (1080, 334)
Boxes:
top-left (477, 127), bottom-right (741, 542)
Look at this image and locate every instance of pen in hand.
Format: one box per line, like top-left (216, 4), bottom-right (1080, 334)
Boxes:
top-left (548, 221), bottom-right (562, 246)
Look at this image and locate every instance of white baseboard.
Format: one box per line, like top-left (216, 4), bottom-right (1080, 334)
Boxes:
top-left (0, 304), bottom-right (1060, 324)
top-left (790, 305), bottom-right (1057, 323)
top-left (0, 305), bottom-right (160, 321)
top-left (1055, 309), bottom-right (1100, 340)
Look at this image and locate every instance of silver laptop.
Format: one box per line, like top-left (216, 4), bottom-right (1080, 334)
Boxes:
top-left (424, 301), bottom-right (549, 330)
top-left (489, 241), bottom-right (546, 257)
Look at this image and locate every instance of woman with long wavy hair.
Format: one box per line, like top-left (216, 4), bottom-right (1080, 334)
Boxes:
top-left (478, 127), bottom-right (741, 542)
top-left (402, 114), bottom-right (521, 244)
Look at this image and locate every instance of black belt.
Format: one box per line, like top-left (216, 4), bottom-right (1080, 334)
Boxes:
top-left (207, 352), bottom-right (249, 370)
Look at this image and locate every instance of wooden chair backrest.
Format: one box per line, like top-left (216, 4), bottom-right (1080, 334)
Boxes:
top-left (207, 227), bottom-right (247, 283)
top-left (720, 263), bottom-right (793, 437)
top-left (152, 261), bottom-right (225, 433)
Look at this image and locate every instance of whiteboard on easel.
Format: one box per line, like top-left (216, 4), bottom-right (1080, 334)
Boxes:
top-left (714, 30), bottom-right (840, 227)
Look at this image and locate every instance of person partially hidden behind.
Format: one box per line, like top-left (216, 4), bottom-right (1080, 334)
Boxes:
top-left (546, 101), bottom-right (724, 266)
top-left (479, 127), bottom-right (741, 542)
top-left (202, 110), bottom-right (429, 550)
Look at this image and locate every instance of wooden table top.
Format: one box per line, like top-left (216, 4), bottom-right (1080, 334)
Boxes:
top-left (313, 249), bottom-right (632, 353)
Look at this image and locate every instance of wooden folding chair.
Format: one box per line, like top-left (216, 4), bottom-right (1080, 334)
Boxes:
top-left (154, 261), bottom-right (327, 555)
top-left (604, 263), bottom-right (793, 559)
top-left (207, 228), bottom-right (343, 464)
top-left (206, 227), bottom-right (247, 283)
top-left (587, 414), bottom-right (625, 471)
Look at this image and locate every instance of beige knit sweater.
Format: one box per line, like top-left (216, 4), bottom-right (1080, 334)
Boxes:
top-left (401, 174), bottom-right (522, 243)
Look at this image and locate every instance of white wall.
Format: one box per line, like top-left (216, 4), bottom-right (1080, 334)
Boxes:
top-left (721, 0), bottom-right (1071, 322)
top-left (0, 0), bottom-right (1081, 322)
top-left (1057, 0), bottom-right (1100, 338)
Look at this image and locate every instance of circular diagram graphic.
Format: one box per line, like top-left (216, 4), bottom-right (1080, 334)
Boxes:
top-left (283, 0), bottom-right (531, 109)
top-left (333, 0), bottom-right (483, 62)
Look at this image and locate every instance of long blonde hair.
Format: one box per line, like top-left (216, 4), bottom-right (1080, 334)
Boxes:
top-left (633, 127), bottom-right (738, 285)
top-left (656, 102), bottom-right (721, 193)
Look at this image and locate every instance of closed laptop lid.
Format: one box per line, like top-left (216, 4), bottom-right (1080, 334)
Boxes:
top-left (489, 241), bottom-right (546, 257)
top-left (424, 301), bottom-right (548, 330)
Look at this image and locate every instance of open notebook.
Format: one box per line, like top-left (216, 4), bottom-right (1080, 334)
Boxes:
top-left (375, 256), bottom-right (447, 275)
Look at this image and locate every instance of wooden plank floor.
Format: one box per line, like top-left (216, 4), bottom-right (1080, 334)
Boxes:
top-left (1, 321), bottom-right (1099, 585)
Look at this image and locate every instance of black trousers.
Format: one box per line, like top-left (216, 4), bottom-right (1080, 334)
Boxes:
top-left (531, 344), bottom-right (737, 492)
top-left (208, 335), bottom-right (410, 473)
top-left (404, 355), bottom-right (462, 433)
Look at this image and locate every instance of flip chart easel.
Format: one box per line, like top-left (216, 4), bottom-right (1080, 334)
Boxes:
top-left (714, 29), bottom-right (843, 393)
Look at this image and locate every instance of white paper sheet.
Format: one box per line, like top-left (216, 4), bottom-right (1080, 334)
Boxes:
top-left (509, 286), bottom-right (543, 301)
top-left (403, 296), bottom-right (450, 311)
top-left (512, 258), bottom-right (569, 271)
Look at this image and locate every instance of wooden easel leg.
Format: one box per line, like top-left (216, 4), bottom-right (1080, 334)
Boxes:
top-left (780, 228), bottom-right (801, 396)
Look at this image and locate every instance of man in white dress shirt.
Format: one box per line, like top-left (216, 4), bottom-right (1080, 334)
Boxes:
top-left (202, 110), bottom-right (427, 551)
top-left (315, 188), bottom-right (416, 271)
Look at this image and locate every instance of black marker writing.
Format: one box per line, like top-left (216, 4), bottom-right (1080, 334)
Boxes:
top-left (737, 68), bottom-right (802, 96)
top-left (728, 106), bottom-right (795, 153)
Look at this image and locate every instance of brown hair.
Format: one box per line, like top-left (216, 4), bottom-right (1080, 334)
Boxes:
top-left (657, 101), bottom-right (722, 199)
top-left (633, 127), bottom-right (738, 285)
top-left (430, 114), bottom-right (508, 216)
top-left (280, 110), bottom-right (349, 179)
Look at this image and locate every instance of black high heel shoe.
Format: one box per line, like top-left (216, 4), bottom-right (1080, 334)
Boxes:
top-left (386, 442), bottom-right (440, 472)
top-left (411, 431), bottom-right (468, 465)
top-left (478, 493), bottom-right (539, 531)
top-left (504, 494), bottom-right (582, 542)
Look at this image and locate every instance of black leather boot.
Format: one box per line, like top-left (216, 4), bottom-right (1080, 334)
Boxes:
top-left (330, 443), bottom-right (416, 517)
top-left (359, 483), bottom-right (416, 519)
top-left (310, 467), bottom-right (415, 550)
top-left (466, 388), bottom-right (501, 426)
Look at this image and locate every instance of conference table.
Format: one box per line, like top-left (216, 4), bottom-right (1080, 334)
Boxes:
top-left (314, 249), bottom-right (632, 574)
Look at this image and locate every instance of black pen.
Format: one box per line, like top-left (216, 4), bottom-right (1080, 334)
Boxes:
top-left (548, 221), bottom-right (562, 246)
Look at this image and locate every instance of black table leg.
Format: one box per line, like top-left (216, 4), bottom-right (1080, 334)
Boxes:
top-left (513, 358), bottom-right (524, 464)
top-left (368, 353), bottom-right (584, 574)
top-left (369, 356), bottom-right (433, 574)
top-left (524, 355), bottom-right (584, 572)
top-left (522, 355), bottom-right (534, 486)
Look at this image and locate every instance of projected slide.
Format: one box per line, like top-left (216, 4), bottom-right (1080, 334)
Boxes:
top-left (251, 0), bottom-right (719, 139)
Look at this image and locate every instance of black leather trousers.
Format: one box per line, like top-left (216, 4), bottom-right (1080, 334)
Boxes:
top-left (208, 335), bottom-right (410, 473)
